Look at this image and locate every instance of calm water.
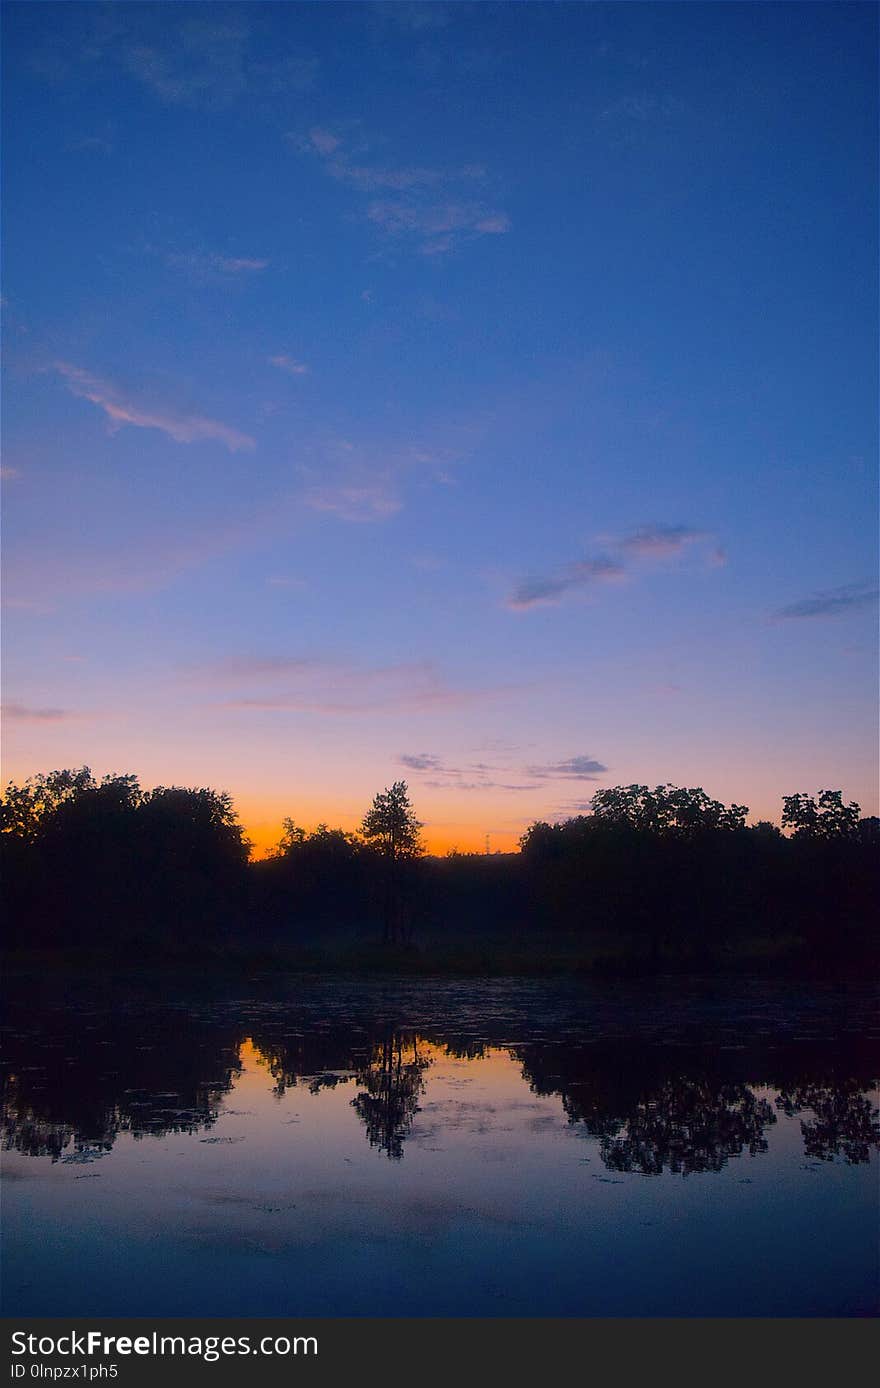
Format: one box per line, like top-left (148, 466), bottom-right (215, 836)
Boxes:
top-left (2, 974), bottom-right (877, 1317)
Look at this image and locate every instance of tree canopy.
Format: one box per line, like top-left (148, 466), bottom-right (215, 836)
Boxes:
top-left (589, 783), bottom-right (748, 834)
top-left (782, 790), bottom-right (861, 839)
top-left (360, 781), bottom-right (423, 863)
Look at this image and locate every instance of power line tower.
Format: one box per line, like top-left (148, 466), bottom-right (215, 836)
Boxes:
top-left (484, 832), bottom-right (491, 856)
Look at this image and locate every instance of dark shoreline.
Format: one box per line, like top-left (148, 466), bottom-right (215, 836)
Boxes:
top-left (2, 940), bottom-right (871, 982)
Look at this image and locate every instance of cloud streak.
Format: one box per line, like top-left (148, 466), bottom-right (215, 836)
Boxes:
top-left (53, 363), bottom-right (255, 453)
top-left (164, 249), bottom-right (269, 279)
top-left (206, 658), bottom-right (507, 717)
top-left (303, 475), bottom-right (401, 523)
top-left (32, 11), bottom-right (317, 109)
top-left (121, 17), bottom-right (316, 109)
top-left (295, 432), bottom-right (465, 523)
top-left (269, 354), bottom-right (310, 377)
top-left (772, 582), bottom-right (879, 621)
top-left (526, 755), bottom-right (608, 780)
top-left (507, 558), bottom-right (625, 610)
top-left (295, 127), bottom-right (509, 256)
top-left (618, 523), bottom-right (707, 557)
top-left (507, 521), bottom-right (723, 610)
top-left (2, 702), bottom-right (80, 723)
top-left (398, 750), bottom-right (608, 791)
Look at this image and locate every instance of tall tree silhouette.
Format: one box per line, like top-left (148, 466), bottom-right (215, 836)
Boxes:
top-left (361, 781), bottom-right (423, 944)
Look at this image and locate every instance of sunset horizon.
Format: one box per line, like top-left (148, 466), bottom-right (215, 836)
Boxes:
top-left (3, 3), bottom-right (876, 858)
top-left (2, 0), bottom-right (877, 1344)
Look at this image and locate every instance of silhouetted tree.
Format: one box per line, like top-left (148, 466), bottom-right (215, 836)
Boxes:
top-left (135, 786), bottom-right (250, 940)
top-left (590, 783), bottom-right (748, 834)
top-left (518, 785), bottom-right (753, 963)
top-left (782, 790), bottom-right (861, 839)
top-left (3, 766), bottom-right (876, 971)
top-left (0, 767), bottom-right (99, 841)
top-left (257, 820), bottom-right (371, 933)
top-left (0, 769), bottom-right (249, 951)
top-left (361, 782), bottom-right (423, 944)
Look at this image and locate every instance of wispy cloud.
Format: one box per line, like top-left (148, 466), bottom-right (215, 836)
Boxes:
top-left (326, 158), bottom-right (454, 194)
top-left (293, 127), bottom-right (509, 256)
top-left (269, 354), bottom-right (310, 377)
top-left (371, 2), bottom-right (453, 32)
top-left (599, 93), bottom-right (685, 125)
top-left (295, 432), bottom-right (465, 523)
top-left (618, 523), bottom-right (707, 557)
top-left (67, 132), bottom-right (116, 155)
top-left (400, 753), bottom-right (445, 772)
top-left (218, 257), bottom-right (268, 272)
top-left (398, 749), bottom-right (607, 792)
top-left (2, 702), bottom-right (80, 723)
top-left (266, 576), bottom-right (307, 590)
top-left (53, 362), bottom-right (255, 453)
top-left (525, 755), bottom-right (608, 781)
top-left (164, 248), bottom-right (269, 281)
top-left (303, 475), bottom-right (402, 523)
top-left (507, 558), bottom-right (625, 610)
top-left (208, 658), bottom-right (506, 717)
top-left (399, 751), bottom-right (534, 792)
top-left (212, 657), bottom-right (321, 679)
top-left (508, 522), bottom-right (723, 610)
top-left (307, 127), bottom-right (343, 156)
top-left (122, 17), bottom-right (316, 109)
top-left (367, 199), bottom-right (509, 256)
top-left (122, 18), bottom-right (250, 106)
top-left (34, 11), bottom-right (317, 109)
top-left (3, 508), bottom-right (276, 605)
top-left (772, 582), bottom-right (879, 621)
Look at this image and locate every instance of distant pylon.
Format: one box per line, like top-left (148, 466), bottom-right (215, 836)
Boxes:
top-left (485, 833), bottom-right (490, 856)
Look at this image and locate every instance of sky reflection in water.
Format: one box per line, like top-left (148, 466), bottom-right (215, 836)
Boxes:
top-left (2, 977), bottom-right (877, 1316)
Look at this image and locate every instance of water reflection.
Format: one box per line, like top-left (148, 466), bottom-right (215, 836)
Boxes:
top-left (2, 977), bottom-right (878, 1317)
top-left (3, 980), bottom-right (877, 1173)
top-left (351, 1033), bottom-right (430, 1160)
top-left (518, 1039), bottom-right (880, 1173)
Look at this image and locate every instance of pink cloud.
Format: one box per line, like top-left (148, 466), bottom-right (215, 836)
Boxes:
top-left (308, 126), bottom-right (342, 155)
top-left (269, 354), bottom-right (310, 376)
top-left (303, 477), bottom-right (402, 522)
top-left (474, 214), bottom-right (510, 234)
top-left (54, 363), bottom-right (256, 453)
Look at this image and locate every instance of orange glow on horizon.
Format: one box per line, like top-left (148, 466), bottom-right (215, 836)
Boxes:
top-left (243, 818), bottom-right (523, 861)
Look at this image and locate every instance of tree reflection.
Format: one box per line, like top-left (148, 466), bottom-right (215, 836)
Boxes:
top-left (228, 1023), bottom-right (432, 1158)
top-left (518, 1039), bottom-right (879, 1175)
top-left (776, 1081), bottom-right (880, 1163)
top-left (351, 1032), bottom-right (430, 1160)
top-left (598, 1078), bottom-right (776, 1175)
top-left (1, 1002), bottom-right (241, 1159)
top-left (2, 985), bottom-right (877, 1172)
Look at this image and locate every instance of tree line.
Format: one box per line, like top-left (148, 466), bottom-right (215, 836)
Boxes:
top-left (1, 769), bottom-right (876, 971)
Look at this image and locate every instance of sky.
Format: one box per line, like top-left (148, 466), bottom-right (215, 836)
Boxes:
top-left (2, 1), bottom-right (877, 856)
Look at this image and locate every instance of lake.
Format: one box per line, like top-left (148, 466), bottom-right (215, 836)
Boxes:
top-left (2, 973), bottom-right (877, 1317)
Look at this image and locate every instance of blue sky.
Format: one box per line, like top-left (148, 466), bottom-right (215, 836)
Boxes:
top-left (2, 1), bottom-right (877, 852)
